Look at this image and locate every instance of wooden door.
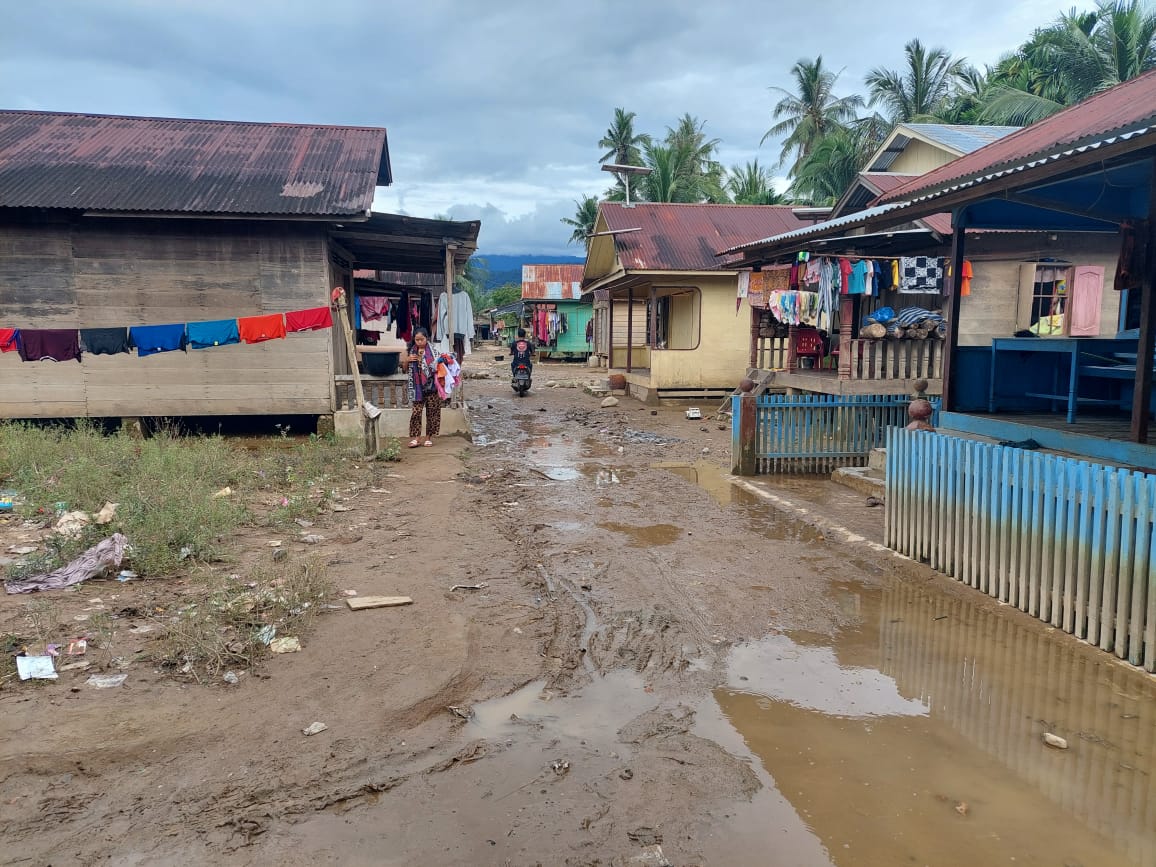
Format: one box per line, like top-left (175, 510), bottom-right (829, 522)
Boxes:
top-left (1068, 265), bottom-right (1104, 336)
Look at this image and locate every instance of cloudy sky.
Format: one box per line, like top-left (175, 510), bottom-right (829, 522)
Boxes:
top-left (2, 0), bottom-right (1091, 255)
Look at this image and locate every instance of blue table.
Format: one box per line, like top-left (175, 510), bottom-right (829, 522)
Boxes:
top-left (988, 337), bottom-right (1136, 423)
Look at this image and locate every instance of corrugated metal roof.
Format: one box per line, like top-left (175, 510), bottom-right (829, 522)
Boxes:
top-left (521, 263), bottom-right (584, 299)
top-left (0, 110), bottom-right (390, 216)
top-left (879, 71), bottom-right (1156, 205)
top-left (602, 203), bottom-right (814, 271)
top-left (904, 123), bottom-right (1021, 154)
top-left (720, 201), bottom-right (916, 255)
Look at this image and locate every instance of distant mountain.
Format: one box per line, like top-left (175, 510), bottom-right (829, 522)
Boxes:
top-left (473, 253), bottom-right (584, 290)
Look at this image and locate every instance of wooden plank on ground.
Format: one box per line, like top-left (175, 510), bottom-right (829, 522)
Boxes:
top-left (346, 596), bottom-right (413, 610)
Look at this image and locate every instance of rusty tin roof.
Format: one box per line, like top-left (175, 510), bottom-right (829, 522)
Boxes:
top-left (0, 110), bottom-right (390, 217)
top-left (521, 263), bottom-right (585, 300)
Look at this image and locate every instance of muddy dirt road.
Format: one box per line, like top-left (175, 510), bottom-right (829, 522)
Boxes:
top-left (2, 359), bottom-right (1155, 866)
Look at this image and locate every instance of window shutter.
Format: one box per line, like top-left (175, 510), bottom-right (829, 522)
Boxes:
top-left (1069, 266), bottom-right (1104, 336)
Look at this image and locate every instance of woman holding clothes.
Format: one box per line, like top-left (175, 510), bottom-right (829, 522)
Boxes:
top-left (406, 327), bottom-right (443, 448)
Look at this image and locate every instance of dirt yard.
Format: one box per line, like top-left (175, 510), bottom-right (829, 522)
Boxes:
top-left (2, 355), bottom-right (1154, 867)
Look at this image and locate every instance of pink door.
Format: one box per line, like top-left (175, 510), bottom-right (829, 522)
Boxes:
top-left (1068, 265), bottom-right (1104, 336)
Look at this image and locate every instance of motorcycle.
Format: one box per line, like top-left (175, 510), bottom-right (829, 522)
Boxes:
top-left (511, 363), bottom-right (532, 397)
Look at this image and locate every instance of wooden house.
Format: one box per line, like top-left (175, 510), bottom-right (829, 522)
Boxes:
top-left (520, 264), bottom-right (592, 360)
top-left (0, 110), bottom-right (478, 421)
top-left (581, 202), bottom-right (817, 401)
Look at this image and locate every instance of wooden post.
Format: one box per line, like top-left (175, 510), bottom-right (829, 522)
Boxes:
top-left (444, 244), bottom-right (457, 359)
top-left (649, 285), bottom-right (657, 351)
top-left (733, 392), bottom-right (758, 475)
top-left (1130, 177), bottom-right (1156, 442)
top-left (838, 296), bottom-right (854, 379)
top-left (331, 287), bottom-right (376, 456)
top-left (941, 209), bottom-right (968, 412)
top-left (626, 286), bottom-right (634, 373)
top-left (606, 296), bottom-right (614, 369)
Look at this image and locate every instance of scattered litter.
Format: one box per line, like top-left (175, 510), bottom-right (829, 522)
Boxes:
top-left (269, 636), bottom-right (302, 654)
top-left (302, 721), bottom-right (328, 736)
top-left (369, 488), bottom-right (391, 494)
top-left (512, 627), bottom-right (523, 635)
top-left (1043, 732), bottom-right (1069, 750)
top-left (503, 502), bottom-right (520, 507)
top-left (450, 583), bottom-right (488, 591)
top-left (67, 638), bottom-right (87, 656)
top-left (58, 660), bottom-right (91, 672)
top-left (4, 533), bottom-right (128, 594)
top-left (86, 673), bottom-right (127, 689)
top-left (685, 407), bottom-right (702, 420)
top-left (179, 546), bottom-right (194, 560)
top-left (16, 655), bottom-right (57, 680)
top-left (255, 624), bottom-right (277, 645)
top-left (551, 759), bottom-right (570, 776)
top-left (299, 534), bottom-right (324, 545)
top-left (341, 589), bottom-right (358, 597)
top-left (601, 397), bottom-right (619, 408)
top-left (630, 844), bottom-right (672, 866)
top-left (53, 510), bottom-right (91, 538)
top-left (701, 447), bottom-right (711, 455)
top-left (267, 540), bottom-right (283, 548)
top-left (116, 570), bottom-right (137, 583)
top-left (0, 490), bottom-right (16, 511)
top-left (346, 596), bottom-right (412, 610)
top-left (128, 624), bottom-right (156, 635)
top-left (211, 487), bottom-right (233, 499)
top-left (866, 496), bottom-right (884, 508)
top-left (330, 504), bottom-right (353, 512)
top-left (223, 671), bottom-right (240, 685)
top-left (448, 705), bottom-right (473, 720)
top-left (954, 801), bottom-right (969, 816)
top-left (619, 768), bottom-right (634, 780)
top-left (93, 502), bottom-right (119, 524)
top-left (7, 545), bottom-right (36, 555)
top-left (293, 518), bottom-right (314, 528)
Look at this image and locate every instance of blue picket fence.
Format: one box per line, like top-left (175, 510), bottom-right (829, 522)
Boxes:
top-left (735, 393), bottom-right (937, 474)
top-left (886, 428), bottom-right (1156, 672)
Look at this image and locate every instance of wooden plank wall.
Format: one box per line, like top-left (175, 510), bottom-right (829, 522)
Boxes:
top-left (886, 428), bottom-right (1156, 672)
top-left (0, 218), bottom-right (334, 417)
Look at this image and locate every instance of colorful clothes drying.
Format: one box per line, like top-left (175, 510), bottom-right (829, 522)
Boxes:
top-left (80, 327), bottom-right (131, 355)
top-left (285, 306), bottom-right (334, 333)
top-left (237, 314), bottom-right (287, 344)
top-left (0, 328), bottom-right (18, 352)
top-left (187, 319), bottom-right (240, 349)
top-left (130, 324), bottom-right (186, 357)
top-left (899, 257), bottom-right (945, 293)
top-left (17, 329), bottom-right (81, 362)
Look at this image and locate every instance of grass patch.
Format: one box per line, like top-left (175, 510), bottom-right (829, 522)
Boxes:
top-left (0, 422), bottom-right (361, 578)
top-left (153, 556), bottom-right (335, 681)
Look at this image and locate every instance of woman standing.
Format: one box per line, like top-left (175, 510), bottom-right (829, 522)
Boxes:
top-left (406, 327), bottom-right (442, 447)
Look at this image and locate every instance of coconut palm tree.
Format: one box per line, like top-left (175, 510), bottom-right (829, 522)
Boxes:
top-left (980, 0), bottom-right (1156, 124)
top-left (598, 108), bottom-right (650, 166)
top-left (636, 143), bottom-right (687, 203)
top-left (664, 114), bottom-right (727, 202)
top-left (788, 117), bottom-right (888, 205)
top-left (762, 57), bottom-right (864, 173)
top-left (725, 160), bottom-right (785, 205)
top-left (561, 195), bottom-right (600, 248)
top-left (866, 39), bottom-right (967, 122)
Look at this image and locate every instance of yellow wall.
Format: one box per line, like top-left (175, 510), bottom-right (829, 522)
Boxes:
top-left (889, 139), bottom-right (957, 175)
top-left (646, 274), bottom-right (749, 389)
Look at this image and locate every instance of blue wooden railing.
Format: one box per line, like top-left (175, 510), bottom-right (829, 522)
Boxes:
top-left (887, 428), bottom-right (1156, 672)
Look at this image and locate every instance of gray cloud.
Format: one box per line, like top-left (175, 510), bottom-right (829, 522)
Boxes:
top-left (1, 0), bottom-right (1089, 254)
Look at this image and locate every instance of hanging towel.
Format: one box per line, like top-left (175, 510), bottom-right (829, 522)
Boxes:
top-left (237, 313), bottom-right (287, 344)
top-left (17, 329), bottom-right (81, 362)
top-left (359, 296), bottom-right (390, 322)
top-left (286, 307), bottom-right (334, 333)
top-left (130, 324), bottom-right (186, 357)
top-left (80, 327), bottom-right (131, 356)
top-left (0, 328), bottom-right (18, 352)
top-left (187, 319), bottom-right (240, 349)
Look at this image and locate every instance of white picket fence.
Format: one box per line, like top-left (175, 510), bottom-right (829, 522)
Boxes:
top-left (886, 428), bottom-right (1156, 671)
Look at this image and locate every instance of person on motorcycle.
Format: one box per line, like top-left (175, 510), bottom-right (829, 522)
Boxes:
top-left (509, 328), bottom-right (534, 376)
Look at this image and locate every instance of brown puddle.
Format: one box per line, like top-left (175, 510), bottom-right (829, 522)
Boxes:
top-left (706, 578), bottom-right (1156, 866)
top-left (596, 521), bottom-right (682, 546)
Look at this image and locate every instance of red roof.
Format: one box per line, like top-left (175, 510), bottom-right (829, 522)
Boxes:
top-left (879, 70), bottom-right (1156, 205)
top-left (0, 110), bottom-right (390, 216)
top-left (521, 264), bottom-right (584, 299)
top-left (861, 172), bottom-right (919, 196)
top-left (601, 202), bottom-right (814, 270)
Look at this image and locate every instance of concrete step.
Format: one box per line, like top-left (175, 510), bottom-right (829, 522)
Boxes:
top-left (831, 465), bottom-right (886, 498)
top-left (868, 447), bottom-right (887, 472)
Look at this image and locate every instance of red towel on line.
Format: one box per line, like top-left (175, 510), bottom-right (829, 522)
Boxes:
top-left (285, 307), bottom-right (333, 333)
top-left (0, 328), bottom-right (17, 352)
top-left (237, 313), bottom-right (287, 344)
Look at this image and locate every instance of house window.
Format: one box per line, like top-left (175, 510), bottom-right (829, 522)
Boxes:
top-left (650, 288), bottom-right (700, 350)
top-left (1017, 262), bottom-right (1072, 336)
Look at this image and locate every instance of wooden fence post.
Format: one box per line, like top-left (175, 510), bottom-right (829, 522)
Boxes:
top-left (733, 392), bottom-right (758, 475)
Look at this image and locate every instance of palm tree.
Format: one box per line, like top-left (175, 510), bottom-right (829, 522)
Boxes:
top-left (664, 114), bottom-right (727, 202)
top-left (762, 57), bottom-right (864, 173)
top-left (789, 119), bottom-right (886, 205)
top-left (941, 65), bottom-right (991, 123)
top-left (561, 195), bottom-right (600, 248)
top-left (980, 1), bottom-right (1156, 124)
top-left (598, 108), bottom-right (650, 166)
top-left (636, 143), bottom-right (687, 203)
top-left (866, 39), bottom-right (967, 122)
top-left (726, 160), bottom-right (785, 205)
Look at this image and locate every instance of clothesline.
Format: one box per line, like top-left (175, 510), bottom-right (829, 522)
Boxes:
top-left (0, 306), bottom-right (333, 363)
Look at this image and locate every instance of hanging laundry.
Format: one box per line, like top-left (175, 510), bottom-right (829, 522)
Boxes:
top-left (130, 324), bottom-right (186, 357)
top-left (847, 260), bottom-right (870, 295)
top-left (17, 329), bottom-right (81, 362)
top-left (764, 268), bottom-right (790, 292)
top-left (1115, 220), bottom-right (1142, 291)
top-left (803, 259), bottom-right (822, 287)
top-left (237, 313), bottom-right (287, 344)
top-left (80, 327), bottom-right (131, 355)
top-left (767, 290), bottom-right (820, 327)
top-left (899, 257), bottom-right (945, 293)
top-left (360, 296), bottom-right (390, 321)
top-left (0, 328), bottom-right (20, 352)
top-left (285, 307), bottom-right (334, 333)
top-left (187, 319), bottom-right (240, 349)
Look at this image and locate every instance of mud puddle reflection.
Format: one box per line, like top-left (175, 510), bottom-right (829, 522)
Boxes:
top-left (656, 460), bottom-right (824, 543)
top-left (707, 578), bottom-right (1156, 866)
